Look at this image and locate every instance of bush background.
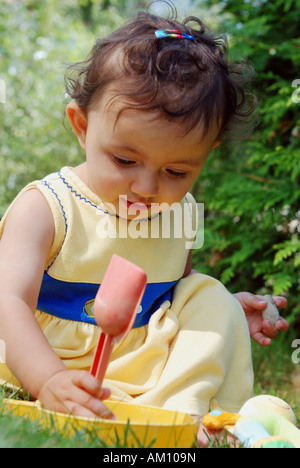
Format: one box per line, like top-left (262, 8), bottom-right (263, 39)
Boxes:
top-left (0, 0), bottom-right (299, 328)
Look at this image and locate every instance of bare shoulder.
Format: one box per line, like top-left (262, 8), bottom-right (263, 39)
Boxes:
top-left (0, 189), bottom-right (55, 303)
top-left (1, 188), bottom-right (54, 247)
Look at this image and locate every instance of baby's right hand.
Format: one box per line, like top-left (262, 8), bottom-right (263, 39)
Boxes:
top-left (38, 369), bottom-right (115, 419)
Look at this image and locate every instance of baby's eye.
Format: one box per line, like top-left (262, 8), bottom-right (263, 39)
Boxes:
top-left (166, 169), bottom-right (187, 178)
top-left (113, 155), bottom-right (136, 166)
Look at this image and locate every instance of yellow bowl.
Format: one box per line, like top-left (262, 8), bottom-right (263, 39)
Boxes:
top-left (3, 399), bottom-right (198, 448)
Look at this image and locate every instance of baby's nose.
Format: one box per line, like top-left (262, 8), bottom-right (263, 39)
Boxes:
top-left (131, 173), bottom-right (159, 199)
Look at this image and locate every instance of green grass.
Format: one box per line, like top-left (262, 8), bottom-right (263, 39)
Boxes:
top-left (0, 398), bottom-right (113, 448)
top-left (0, 395), bottom-right (153, 448)
top-left (0, 332), bottom-right (299, 448)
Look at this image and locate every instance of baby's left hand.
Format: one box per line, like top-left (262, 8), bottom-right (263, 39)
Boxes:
top-left (233, 292), bottom-right (289, 346)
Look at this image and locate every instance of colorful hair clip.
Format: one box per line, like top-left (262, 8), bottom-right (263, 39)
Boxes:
top-left (155, 29), bottom-right (195, 41)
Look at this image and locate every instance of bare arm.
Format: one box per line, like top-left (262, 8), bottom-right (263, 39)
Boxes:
top-left (0, 189), bottom-right (114, 418)
top-left (0, 189), bottom-right (65, 396)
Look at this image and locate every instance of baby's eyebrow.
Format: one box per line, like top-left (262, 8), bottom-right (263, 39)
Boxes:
top-left (172, 159), bottom-right (201, 167)
top-left (110, 144), bottom-right (140, 156)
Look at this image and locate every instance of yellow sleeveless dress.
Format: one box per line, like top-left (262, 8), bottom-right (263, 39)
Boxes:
top-left (0, 167), bottom-right (253, 416)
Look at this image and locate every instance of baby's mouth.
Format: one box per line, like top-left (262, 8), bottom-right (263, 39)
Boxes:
top-left (120, 198), bottom-right (151, 211)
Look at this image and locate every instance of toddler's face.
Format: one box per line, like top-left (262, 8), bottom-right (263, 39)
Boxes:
top-left (67, 93), bottom-right (219, 219)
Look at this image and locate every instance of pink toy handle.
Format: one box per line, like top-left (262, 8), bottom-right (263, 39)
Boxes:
top-left (90, 332), bottom-right (114, 387)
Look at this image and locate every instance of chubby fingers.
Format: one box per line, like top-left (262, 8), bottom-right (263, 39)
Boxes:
top-left (39, 370), bottom-right (115, 420)
top-left (263, 317), bottom-right (289, 335)
top-left (67, 371), bottom-right (115, 419)
top-left (256, 317), bottom-right (289, 347)
top-left (275, 317), bottom-right (289, 331)
top-left (71, 370), bottom-right (104, 398)
top-left (62, 396), bottom-right (115, 419)
top-left (255, 295), bottom-right (288, 310)
top-left (262, 320), bottom-right (279, 339)
top-left (273, 296), bottom-right (288, 309)
top-left (252, 331), bottom-right (272, 347)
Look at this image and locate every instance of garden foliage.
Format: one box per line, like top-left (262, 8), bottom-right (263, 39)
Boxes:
top-left (192, 0), bottom-right (300, 324)
top-left (0, 0), bottom-right (299, 324)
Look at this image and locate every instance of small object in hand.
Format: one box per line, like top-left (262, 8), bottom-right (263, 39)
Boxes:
top-left (262, 294), bottom-right (280, 325)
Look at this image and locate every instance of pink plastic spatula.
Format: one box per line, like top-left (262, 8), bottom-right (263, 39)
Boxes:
top-left (90, 254), bottom-right (147, 386)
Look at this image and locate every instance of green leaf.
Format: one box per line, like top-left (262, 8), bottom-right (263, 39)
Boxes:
top-left (273, 238), bottom-right (300, 266)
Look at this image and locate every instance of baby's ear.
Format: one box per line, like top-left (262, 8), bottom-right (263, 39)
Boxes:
top-left (66, 102), bottom-right (88, 150)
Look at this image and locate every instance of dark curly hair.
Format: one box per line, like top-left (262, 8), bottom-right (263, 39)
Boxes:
top-left (65, 2), bottom-right (256, 141)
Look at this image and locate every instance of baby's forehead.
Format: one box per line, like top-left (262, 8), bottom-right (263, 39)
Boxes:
top-left (88, 99), bottom-right (219, 167)
top-left (93, 88), bottom-right (219, 143)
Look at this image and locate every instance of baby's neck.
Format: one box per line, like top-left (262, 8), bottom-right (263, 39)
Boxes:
top-left (71, 163), bottom-right (88, 183)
